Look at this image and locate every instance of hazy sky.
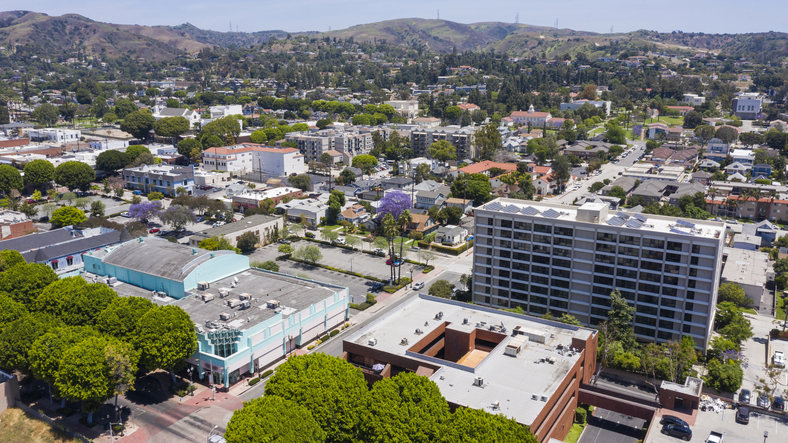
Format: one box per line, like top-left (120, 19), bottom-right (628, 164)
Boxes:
top-left (15, 1), bottom-right (788, 35)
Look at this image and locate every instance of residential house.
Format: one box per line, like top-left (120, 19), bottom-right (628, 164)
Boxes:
top-left (492, 183), bottom-right (521, 199)
top-left (231, 187), bottom-right (304, 212)
top-left (706, 138), bottom-right (730, 156)
top-left (561, 141), bottom-right (613, 160)
top-left (681, 94), bottom-right (705, 106)
top-left (647, 123), bottom-right (669, 140)
top-left (725, 162), bottom-right (752, 175)
top-left (449, 160), bottom-right (517, 178)
top-left (534, 172), bottom-right (571, 196)
top-left (601, 176), bottom-right (639, 196)
top-left (742, 220), bottom-right (779, 244)
top-left (384, 100), bottom-right (419, 119)
top-left (752, 163), bottom-right (773, 178)
top-left (698, 159), bottom-right (720, 172)
top-left (435, 225), bottom-right (468, 245)
top-left (666, 182), bottom-right (706, 206)
top-left (443, 198), bottom-right (473, 214)
top-left (404, 214), bottom-right (439, 237)
top-left (730, 149), bottom-right (755, 165)
top-left (691, 171), bottom-right (712, 185)
top-left (414, 188), bottom-right (448, 210)
top-left (412, 117), bottom-right (442, 128)
top-left (667, 106), bottom-right (694, 116)
top-left (629, 181), bottom-right (666, 204)
top-left (276, 198), bottom-right (328, 227)
top-left (152, 106), bottom-right (201, 128)
top-left (337, 205), bottom-right (371, 225)
top-left (732, 93), bottom-right (762, 120)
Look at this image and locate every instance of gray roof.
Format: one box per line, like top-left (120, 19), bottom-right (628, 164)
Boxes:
top-left (670, 182), bottom-right (706, 199)
top-left (196, 215), bottom-right (279, 237)
top-left (437, 225), bottom-right (465, 236)
top-left (26, 229), bottom-right (132, 262)
top-left (158, 108), bottom-right (195, 118)
top-left (0, 227), bottom-right (74, 252)
top-left (632, 181), bottom-right (666, 198)
top-left (97, 237), bottom-right (235, 282)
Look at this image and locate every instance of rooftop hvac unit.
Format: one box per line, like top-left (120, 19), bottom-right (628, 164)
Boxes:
top-left (473, 377), bottom-right (484, 387)
top-left (415, 329), bottom-right (423, 335)
top-left (219, 313), bottom-right (231, 321)
top-left (435, 311), bottom-right (443, 320)
top-left (240, 301), bottom-right (251, 310)
top-left (463, 318), bottom-right (469, 325)
top-left (531, 394), bottom-right (539, 400)
top-left (196, 326), bottom-right (204, 334)
top-left (204, 320), bottom-right (215, 329)
top-left (239, 293), bottom-right (251, 300)
top-left (218, 288), bottom-right (230, 298)
top-left (540, 396), bottom-right (548, 402)
top-left (368, 338), bottom-right (377, 346)
top-left (548, 357), bottom-right (556, 364)
top-left (197, 281), bottom-right (210, 290)
top-left (106, 277), bottom-right (118, 285)
top-left (267, 300), bottom-right (281, 309)
top-left (202, 293), bottom-right (215, 302)
top-left (400, 338), bottom-right (409, 345)
top-left (227, 299), bottom-right (242, 308)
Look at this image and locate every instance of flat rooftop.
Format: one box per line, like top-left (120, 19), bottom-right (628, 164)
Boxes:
top-left (85, 267), bottom-right (340, 332)
top-left (478, 198), bottom-right (726, 240)
top-left (721, 247), bottom-right (770, 287)
top-left (346, 295), bottom-right (594, 425)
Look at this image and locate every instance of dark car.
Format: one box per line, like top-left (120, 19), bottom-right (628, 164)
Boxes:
top-left (662, 424), bottom-right (692, 441)
top-left (660, 415), bottom-right (689, 428)
top-left (736, 406), bottom-right (750, 424)
top-left (773, 396), bottom-right (785, 411)
top-left (305, 232), bottom-right (315, 238)
top-left (739, 389), bottom-right (751, 404)
top-left (371, 282), bottom-right (384, 291)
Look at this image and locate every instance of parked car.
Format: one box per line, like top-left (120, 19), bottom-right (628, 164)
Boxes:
top-left (121, 212), bottom-right (131, 218)
top-left (305, 232), bottom-right (315, 238)
top-left (149, 228), bottom-right (160, 234)
top-left (371, 282), bottom-right (384, 291)
top-left (413, 282), bottom-right (425, 290)
top-left (660, 415), bottom-right (688, 428)
top-left (739, 389), bottom-right (751, 404)
top-left (373, 248), bottom-right (385, 255)
top-left (132, 190), bottom-right (143, 195)
top-left (773, 396), bottom-right (785, 411)
top-left (411, 246), bottom-right (420, 252)
top-left (736, 406), bottom-right (750, 424)
top-left (278, 239), bottom-right (291, 244)
top-left (661, 424), bottom-right (692, 441)
top-left (334, 238), bottom-right (346, 245)
top-left (757, 395), bottom-right (770, 408)
top-left (774, 351), bottom-right (785, 367)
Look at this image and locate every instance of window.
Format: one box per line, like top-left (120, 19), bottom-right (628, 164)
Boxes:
top-left (500, 219), bottom-right (512, 228)
top-left (555, 226), bottom-right (573, 236)
top-left (534, 224), bottom-right (552, 234)
top-left (620, 235), bottom-right (640, 246)
top-left (643, 239), bottom-right (665, 249)
top-left (597, 232), bottom-right (616, 242)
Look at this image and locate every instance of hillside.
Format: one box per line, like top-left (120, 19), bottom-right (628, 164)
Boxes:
top-left (161, 23), bottom-right (289, 48)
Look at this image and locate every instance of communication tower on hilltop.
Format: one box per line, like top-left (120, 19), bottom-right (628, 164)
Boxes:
top-left (229, 22), bottom-right (232, 32)
top-left (554, 19), bottom-right (558, 29)
top-left (437, 9), bottom-right (440, 20)
top-left (515, 13), bottom-right (519, 25)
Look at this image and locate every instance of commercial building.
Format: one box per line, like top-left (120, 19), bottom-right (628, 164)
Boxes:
top-left (342, 294), bottom-right (597, 443)
top-left (410, 126), bottom-right (478, 159)
top-left (285, 127), bottom-right (377, 163)
top-left (720, 248), bottom-right (770, 308)
top-left (201, 144), bottom-right (304, 177)
top-left (28, 128), bottom-right (81, 144)
top-left (188, 214), bottom-right (283, 247)
top-left (230, 187), bottom-right (303, 211)
top-left (276, 198), bottom-right (328, 227)
top-left (84, 237), bottom-right (349, 387)
top-left (510, 105), bottom-right (552, 126)
top-left (122, 164), bottom-right (195, 196)
top-left (0, 211), bottom-right (34, 240)
top-left (681, 94), bottom-right (705, 106)
top-left (472, 199), bottom-right (726, 349)
top-left (194, 168), bottom-right (232, 188)
top-left (383, 100), bottom-right (419, 119)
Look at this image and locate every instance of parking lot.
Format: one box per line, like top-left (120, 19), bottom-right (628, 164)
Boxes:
top-left (579, 408), bottom-right (645, 443)
top-left (647, 405), bottom-right (788, 443)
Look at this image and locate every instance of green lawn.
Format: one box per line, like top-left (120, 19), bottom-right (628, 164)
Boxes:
top-left (742, 307), bottom-right (758, 315)
top-left (777, 296), bottom-right (786, 323)
top-left (564, 423), bottom-right (585, 443)
top-left (655, 116), bottom-right (684, 126)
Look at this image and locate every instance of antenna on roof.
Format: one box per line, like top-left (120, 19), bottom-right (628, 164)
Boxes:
top-left (610, 25), bottom-right (614, 34)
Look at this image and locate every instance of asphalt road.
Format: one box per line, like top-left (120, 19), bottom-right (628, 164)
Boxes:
top-left (557, 141), bottom-right (646, 204)
top-left (579, 408), bottom-right (646, 443)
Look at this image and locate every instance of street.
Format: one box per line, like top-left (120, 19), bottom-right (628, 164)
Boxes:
top-left (557, 140), bottom-right (646, 204)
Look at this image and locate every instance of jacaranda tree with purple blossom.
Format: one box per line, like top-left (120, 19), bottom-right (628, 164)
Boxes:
top-left (128, 201), bottom-right (162, 222)
top-left (157, 205), bottom-right (196, 232)
top-left (376, 191), bottom-right (412, 221)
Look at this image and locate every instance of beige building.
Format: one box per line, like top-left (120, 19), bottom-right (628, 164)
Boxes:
top-left (188, 214), bottom-right (283, 247)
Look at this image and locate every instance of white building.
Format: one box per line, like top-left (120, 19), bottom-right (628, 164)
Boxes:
top-left (681, 94), bottom-right (705, 106)
top-left (721, 248), bottom-right (769, 308)
top-left (473, 199), bottom-right (725, 349)
top-left (209, 105), bottom-right (243, 120)
top-left (88, 140), bottom-right (130, 151)
top-left (151, 105), bottom-right (201, 129)
top-left (509, 105), bottom-right (552, 126)
top-left (732, 93), bottom-right (762, 120)
top-left (193, 168), bottom-right (232, 188)
top-left (384, 100), bottom-right (419, 119)
top-left (201, 144), bottom-right (304, 177)
top-left (28, 128), bottom-right (81, 144)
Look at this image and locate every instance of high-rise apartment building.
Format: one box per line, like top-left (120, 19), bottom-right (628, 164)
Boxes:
top-left (473, 199), bottom-right (725, 349)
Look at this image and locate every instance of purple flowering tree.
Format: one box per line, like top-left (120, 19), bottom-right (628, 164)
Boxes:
top-left (128, 201), bottom-right (162, 221)
top-left (376, 191), bottom-right (412, 221)
top-left (632, 124), bottom-right (643, 137)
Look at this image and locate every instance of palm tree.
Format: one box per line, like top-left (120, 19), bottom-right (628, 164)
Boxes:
top-left (382, 214), bottom-right (399, 284)
top-left (725, 197), bottom-right (739, 219)
top-left (708, 187), bottom-right (719, 216)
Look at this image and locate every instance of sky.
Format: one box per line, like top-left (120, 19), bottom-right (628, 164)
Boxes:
top-left (12, 0), bottom-right (788, 35)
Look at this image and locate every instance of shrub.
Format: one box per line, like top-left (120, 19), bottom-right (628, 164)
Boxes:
top-left (261, 370), bottom-right (274, 379)
top-left (248, 377), bottom-right (261, 386)
top-left (575, 407), bottom-right (588, 424)
top-left (330, 329), bottom-right (339, 337)
top-left (308, 345), bottom-right (315, 350)
top-left (321, 334), bottom-right (330, 342)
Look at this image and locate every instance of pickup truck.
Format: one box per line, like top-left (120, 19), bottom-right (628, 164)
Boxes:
top-left (706, 431), bottom-right (723, 443)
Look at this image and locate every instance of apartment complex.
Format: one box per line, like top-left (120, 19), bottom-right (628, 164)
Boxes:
top-left (123, 164), bottom-right (195, 196)
top-left (410, 126), bottom-right (478, 159)
top-left (285, 127), bottom-right (375, 163)
top-left (343, 294), bottom-right (597, 443)
top-left (201, 144), bottom-right (304, 176)
top-left (473, 199), bottom-right (725, 349)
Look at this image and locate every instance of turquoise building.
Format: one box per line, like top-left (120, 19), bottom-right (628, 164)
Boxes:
top-left (84, 238), bottom-right (350, 386)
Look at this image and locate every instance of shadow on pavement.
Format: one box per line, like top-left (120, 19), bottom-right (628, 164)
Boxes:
top-left (586, 414), bottom-right (643, 440)
top-left (126, 375), bottom-right (168, 405)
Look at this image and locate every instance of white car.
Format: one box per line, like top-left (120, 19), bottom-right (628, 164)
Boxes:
top-left (775, 351), bottom-right (785, 368)
top-left (334, 237), bottom-right (346, 245)
top-left (121, 212), bottom-right (131, 218)
top-left (413, 282), bottom-right (425, 290)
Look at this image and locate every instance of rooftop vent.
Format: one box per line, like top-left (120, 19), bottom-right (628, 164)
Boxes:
top-left (240, 301), bottom-right (251, 310)
top-left (368, 338), bottom-right (377, 346)
top-left (239, 293), bottom-right (251, 300)
top-left (435, 311), bottom-right (443, 320)
top-left (463, 318), bottom-right (469, 325)
top-left (531, 394), bottom-right (539, 400)
top-left (540, 396), bottom-right (548, 402)
top-left (473, 377), bottom-right (484, 387)
top-left (218, 288), bottom-right (230, 298)
top-left (192, 248), bottom-right (198, 255)
top-left (219, 312), bottom-right (231, 321)
top-left (267, 300), bottom-right (281, 309)
top-left (400, 338), bottom-right (409, 345)
top-left (197, 281), bottom-right (210, 290)
top-left (202, 293), bottom-right (215, 302)
top-left (415, 328), bottom-right (423, 335)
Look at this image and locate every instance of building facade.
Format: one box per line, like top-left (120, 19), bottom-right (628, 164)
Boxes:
top-left (201, 144), bottom-right (304, 177)
top-left (122, 164), bottom-right (195, 196)
top-left (732, 93), bottom-right (762, 120)
top-left (28, 128), bottom-right (80, 144)
top-left (410, 126), bottom-right (478, 159)
top-left (472, 199), bottom-right (725, 349)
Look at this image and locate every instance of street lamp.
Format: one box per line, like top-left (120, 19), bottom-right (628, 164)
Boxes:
top-left (187, 367), bottom-right (194, 396)
top-left (349, 257), bottom-right (354, 273)
top-left (410, 269), bottom-right (414, 289)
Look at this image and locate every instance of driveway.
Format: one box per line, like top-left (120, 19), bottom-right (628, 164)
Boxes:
top-left (579, 408), bottom-right (645, 443)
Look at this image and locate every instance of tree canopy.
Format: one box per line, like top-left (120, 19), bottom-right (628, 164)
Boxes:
top-left (96, 150), bottom-right (129, 174)
top-left (133, 305), bottom-right (197, 374)
top-left (54, 161), bottom-right (96, 191)
top-left (428, 140), bottom-right (457, 162)
top-left (154, 116), bottom-right (190, 138)
top-left (50, 206), bottom-right (87, 228)
top-left (225, 396), bottom-right (326, 443)
top-left (0, 165), bottom-right (23, 195)
top-left (23, 160), bottom-right (55, 187)
top-left (436, 407), bottom-right (537, 443)
top-left (120, 110), bottom-right (156, 140)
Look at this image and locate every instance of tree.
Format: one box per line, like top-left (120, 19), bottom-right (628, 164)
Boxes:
top-left (589, 182), bottom-right (605, 193)
top-left (55, 336), bottom-right (112, 422)
top-left (0, 313), bottom-right (62, 374)
top-left (719, 312), bottom-right (753, 347)
top-left (715, 126), bottom-right (739, 144)
top-left (199, 236), bottom-right (239, 253)
top-left (705, 359), bottom-right (744, 393)
top-left (352, 155), bottom-right (378, 176)
top-left (0, 250), bottom-right (25, 272)
top-left (104, 341), bottom-right (139, 409)
top-left (0, 263), bottom-right (58, 305)
top-left (360, 372), bottom-right (450, 443)
top-left (428, 140), bottom-right (457, 162)
top-left (474, 123), bottom-right (502, 161)
top-left (683, 111), bottom-right (703, 129)
top-left (158, 205), bottom-right (196, 231)
top-left (34, 277), bottom-right (117, 326)
top-left (133, 305), bottom-right (197, 382)
top-left (608, 186), bottom-right (627, 199)
top-left (444, 106), bottom-right (462, 121)
top-left (50, 206), bottom-right (86, 228)
top-left (345, 235), bottom-right (361, 250)
top-left (0, 165), bottom-right (23, 195)
top-left (377, 191), bottom-right (412, 220)
top-left (608, 289), bottom-right (636, 351)
top-left (120, 110), bottom-right (156, 140)
top-left (321, 228), bottom-right (339, 243)
top-left (154, 116), bottom-right (190, 138)
top-left (54, 161), bottom-right (95, 191)
top-left (225, 396), bottom-right (326, 443)
top-left (436, 407), bottom-right (537, 443)
top-left (147, 191), bottom-right (164, 201)
top-left (96, 150), bottom-right (129, 174)
top-left (265, 353), bottom-right (368, 443)
top-left (428, 280), bottom-right (454, 298)
top-left (604, 124), bottom-right (627, 144)
top-left (31, 103), bottom-right (59, 126)
top-left (0, 292), bottom-right (26, 333)
top-left (718, 282), bottom-right (750, 308)
top-left (200, 116), bottom-right (241, 145)
top-left (450, 173), bottom-right (492, 206)
top-left (23, 160), bottom-right (55, 187)
top-left (96, 296), bottom-right (155, 341)
top-left (551, 155), bottom-right (571, 192)
top-left (694, 125), bottom-right (716, 148)
top-left (255, 261), bottom-right (280, 272)
top-left (294, 245), bottom-right (323, 264)
top-left (237, 231), bottom-right (261, 252)
top-left (437, 206), bottom-right (463, 225)
top-left (558, 313), bottom-right (582, 326)
top-left (288, 174), bottom-right (312, 192)
top-left (90, 200), bottom-right (106, 217)
top-left (128, 201), bottom-right (162, 221)
top-left (177, 138), bottom-right (201, 157)
top-left (125, 145), bottom-right (151, 161)
top-left (339, 169), bottom-right (356, 184)
top-left (29, 326), bottom-right (100, 405)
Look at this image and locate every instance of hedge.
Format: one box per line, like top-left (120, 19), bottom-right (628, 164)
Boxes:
top-left (329, 329), bottom-right (339, 337)
top-left (418, 239), bottom-right (474, 256)
top-left (261, 369), bottom-right (274, 379)
top-left (248, 377), bottom-right (261, 386)
top-left (575, 407), bottom-right (587, 424)
top-left (384, 277), bottom-right (412, 293)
